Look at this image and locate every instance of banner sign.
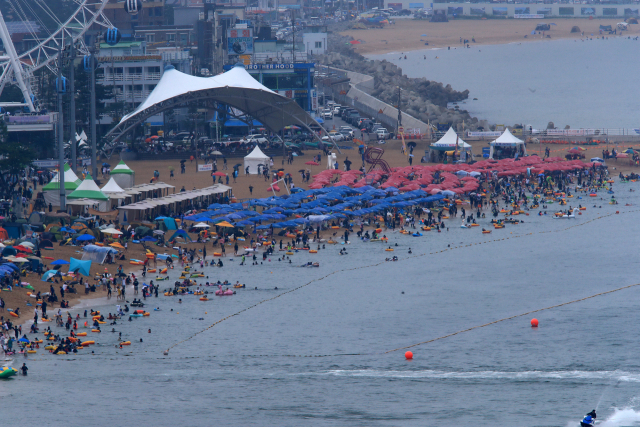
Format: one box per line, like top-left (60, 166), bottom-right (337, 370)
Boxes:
top-left (8, 115), bottom-right (50, 124)
top-left (33, 160), bottom-right (59, 168)
top-left (198, 164), bottom-right (213, 172)
top-left (514, 14), bottom-right (544, 18)
top-left (467, 131), bottom-right (501, 137)
top-left (546, 129), bottom-right (599, 136)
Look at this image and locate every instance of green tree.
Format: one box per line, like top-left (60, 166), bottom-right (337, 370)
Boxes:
top-left (0, 118), bottom-right (36, 179)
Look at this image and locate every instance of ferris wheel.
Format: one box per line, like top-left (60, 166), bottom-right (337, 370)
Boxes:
top-left (0, 0), bottom-right (115, 112)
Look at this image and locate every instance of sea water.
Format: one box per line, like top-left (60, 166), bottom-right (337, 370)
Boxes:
top-left (368, 37), bottom-right (640, 130)
top-left (3, 189), bottom-right (640, 426)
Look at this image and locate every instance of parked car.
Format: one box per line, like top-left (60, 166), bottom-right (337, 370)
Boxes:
top-left (339, 126), bottom-right (354, 139)
top-left (244, 135), bottom-right (268, 144)
top-left (376, 128), bottom-right (391, 140)
top-left (328, 130), bottom-right (345, 141)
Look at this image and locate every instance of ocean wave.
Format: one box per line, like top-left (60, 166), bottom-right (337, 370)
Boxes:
top-left (313, 369), bottom-right (640, 382)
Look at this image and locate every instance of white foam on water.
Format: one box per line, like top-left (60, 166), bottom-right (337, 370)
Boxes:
top-left (313, 369), bottom-right (640, 382)
top-left (599, 408), bottom-right (640, 427)
top-left (566, 408), bottom-right (640, 427)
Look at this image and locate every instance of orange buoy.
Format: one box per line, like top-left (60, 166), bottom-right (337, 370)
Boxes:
top-left (405, 351), bottom-right (413, 360)
top-left (531, 318), bottom-right (539, 327)
top-left (616, 211), bottom-right (619, 214)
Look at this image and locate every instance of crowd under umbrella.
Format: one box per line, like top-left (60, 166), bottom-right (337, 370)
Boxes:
top-left (183, 185), bottom-right (455, 232)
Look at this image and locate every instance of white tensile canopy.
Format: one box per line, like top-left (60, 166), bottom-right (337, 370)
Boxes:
top-left (244, 145), bottom-right (270, 175)
top-left (489, 129), bottom-right (526, 159)
top-left (431, 127), bottom-right (471, 149)
top-left (106, 65), bottom-right (322, 142)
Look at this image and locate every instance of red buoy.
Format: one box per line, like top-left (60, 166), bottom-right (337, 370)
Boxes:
top-left (531, 318), bottom-right (539, 327)
top-left (405, 351), bottom-right (413, 360)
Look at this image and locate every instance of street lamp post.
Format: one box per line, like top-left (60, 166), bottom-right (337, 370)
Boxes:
top-left (57, 44), bottom-right (66, 211)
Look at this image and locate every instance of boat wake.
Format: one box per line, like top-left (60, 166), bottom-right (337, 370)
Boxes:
top-left (566, 408), bottom-right (640, 427)
top-left (312, 369), bottom-right (640, 382)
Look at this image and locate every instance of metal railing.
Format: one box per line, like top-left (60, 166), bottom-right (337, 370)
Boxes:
top-left (97, 73), bottom-right (161, 83)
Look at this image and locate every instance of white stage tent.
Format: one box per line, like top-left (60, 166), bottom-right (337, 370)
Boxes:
top-left (489, 129), bottom-right (526, 159)
top-left (244, 146), bottom-right (270, 175)
top-left (104, 65), bottom-right (330, 148)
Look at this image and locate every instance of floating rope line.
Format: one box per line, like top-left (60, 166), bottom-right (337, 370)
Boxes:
top-left (384, 281), bottom-right (640, 354)
top-left (164, 208), bottom-right (638, 355)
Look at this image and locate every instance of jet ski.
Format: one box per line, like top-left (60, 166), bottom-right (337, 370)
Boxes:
top-left (580, 410), bottom-right (597, 427)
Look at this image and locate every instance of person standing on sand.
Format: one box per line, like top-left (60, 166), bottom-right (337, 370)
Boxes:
top-left (249, 185), bottom-right (253, 195)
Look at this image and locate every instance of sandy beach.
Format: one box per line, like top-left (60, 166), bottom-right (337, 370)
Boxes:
top-left (1, 138), bottom-right (636, 326)
top-left (339, 18), bottom-right (637, 55)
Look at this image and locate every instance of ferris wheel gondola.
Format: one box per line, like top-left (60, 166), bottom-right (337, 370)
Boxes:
top-left (0, 0), bottom-right (114, 112)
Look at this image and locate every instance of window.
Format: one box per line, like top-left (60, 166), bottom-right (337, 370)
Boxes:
top-left (167, 33), bottom-right (176, 43)
top-left (314, 41), bottom-right (322, 49)
top-left (145, 34), bottom-right (155, 43)
top-left (179, 33), bottom-right (188, 45)
top-left (155, 7), bottom-right (163, 17)
top-left (149, 8), bottom-right (153, 16)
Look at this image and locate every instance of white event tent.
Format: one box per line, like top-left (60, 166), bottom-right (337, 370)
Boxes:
top-left (244, 146), bottom-right (270, 174)
top-left (430, 127), bottom-right (473, 161)
top-left (489, 129), bottom-right (526, 159)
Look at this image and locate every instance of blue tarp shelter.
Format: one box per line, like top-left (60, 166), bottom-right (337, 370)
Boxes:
top-left (168, 229), bottom-right (190, 242)
top-left (163, 218), bottom-right (177, 230)
top-left (69, 258), bottom-right (91, 277)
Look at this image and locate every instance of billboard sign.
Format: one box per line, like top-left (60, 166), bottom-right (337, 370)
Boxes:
top-left (227, 28), bottom-right (253, 55)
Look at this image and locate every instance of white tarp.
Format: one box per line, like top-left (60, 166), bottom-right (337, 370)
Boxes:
top-left (244, 146), bottom-right (270, 175)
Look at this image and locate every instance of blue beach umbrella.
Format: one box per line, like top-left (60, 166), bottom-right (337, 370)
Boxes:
top-left (76, 234), bottom-right (94, 242)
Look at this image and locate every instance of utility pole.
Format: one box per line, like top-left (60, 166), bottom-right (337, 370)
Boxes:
top-left (69, 41), bottom-right (76, 172)
top-left (90, 52), bottom-right (98, 178)
top-left (291, 10), bottom-right (295, 63)
top-left (397, 86), bottom-right (402, 128)
top-left (57, 44), bottom-right (66, 211)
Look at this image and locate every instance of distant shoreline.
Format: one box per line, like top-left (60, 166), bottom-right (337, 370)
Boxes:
top-left (339, 17), bottom-right (636, 55)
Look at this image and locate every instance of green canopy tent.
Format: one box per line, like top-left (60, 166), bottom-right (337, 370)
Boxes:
top-left (110, 160), bottom-right (135, 189)
top-left (42, 164), bottom-right (81, 207)
top-left (67, 174), bottom-right (110, 212)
